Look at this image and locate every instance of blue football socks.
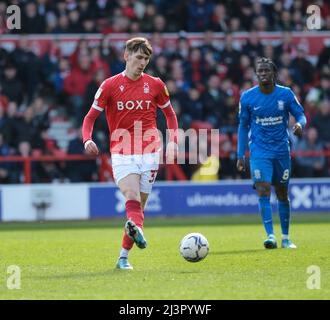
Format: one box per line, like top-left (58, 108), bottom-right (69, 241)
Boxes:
top-left (258, 196), bottom-right (274, 236)
top-left (278, 200), bottom-right (290, 237)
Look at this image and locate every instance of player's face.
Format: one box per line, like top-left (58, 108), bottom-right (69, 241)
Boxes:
top-left (125, 49), bottom-right (151, 77)
top-left (256, 63), bottom-right (274, 86)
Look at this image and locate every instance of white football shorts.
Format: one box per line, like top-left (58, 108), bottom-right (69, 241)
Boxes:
top-left (111, 152), bottom-right (160, 194)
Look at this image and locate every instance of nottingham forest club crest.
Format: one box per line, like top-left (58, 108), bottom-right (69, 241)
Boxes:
top-left (278, 100), bottom-right (284, 110)
top-left (144, 83), bottom-right (149, 93)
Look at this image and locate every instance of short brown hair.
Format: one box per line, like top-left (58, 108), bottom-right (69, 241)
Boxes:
top-left (125, 37), bottom-right (153, 56)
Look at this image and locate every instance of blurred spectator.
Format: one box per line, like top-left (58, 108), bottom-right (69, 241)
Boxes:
top-left (68, 9), bottom-right (82, 33)
top-left (236, 0), bottom-right (253, 31)
top-left (141, 3), bottom-right (157, 33)
top-left (317, 45), bottom-right (330, 75)
top-left (151, 54), bottom-right (169, 81)
top-left (2, 101), bottom-right (21, 150)
top-left (292, 9), bottom-right (304, 31)
top-left (15, 107), bottom-right (44, 149)
top-left (0, 101), bottom-right (7, 130)
top-left (0, 63), bottom-right (24, 106)
top-left (108, 48), bottom-right (126, 76)
top-left (290, 47), bottom-right (315, 86)
top-left (211, 3), bottom-right (228, 32)
top-left (30, 97), bottom-right (50, 151)
top-left (263, 44), bottom-right (275, 61)
top-left (229, 16), bottom-right (242, 32)
top-left (51, 57), bottom-right (71, 94)
top-left (90, 47), bottom-right (110, 76)
top-left (293, 127), bottom-right (327, 177)
top-left (185, 47), bottom-right (205, 84)
top-left (277, 67), bottom-right (293, 87)
top-left (242, 31), bottom-right (264, 60)
top-left (10, 36), bottom-right (40, 104)
top-left (183, 87), bottom-right (204, 125)
top-left (52, 14), bottom-right (70, 33)
top-left (83, 68), bottom-right (107, 116)
top-left (187, 0), bottom-right (214, 32)
top-left (81, 17), bottom-right (98, 33)
top-left (305, 75), bottom-right (330, 110)
top-left (63, 52), bottom-right (93, 123)
top-left (319, 74), bottom-right (330, 101)
top-left (0, 132), bottom-right (11, 183)
top-left (21, 1), bottom-right (46, 34)
top-left (164, 79), bottom-right (188, 129)
top-left (153, 14), bottom-right (167, 33)
top-left (275, 32), bottom-right (297, 58)
top-left (278, 11), bottom-right (293, 31)
top-left (200, 30), bottom-right (221, 57)
top-left (253, 16), bottom-right (268, 32)
top-left (66, 127), bottom-right (98, 182)
top-left (202, 74), bottom-right (226, 128)
top-left (10, 140), bottom-right (34, 183)
top-left (220, 33), bottom-right (241, 83)
top-left (0, 2), bottom-right (7, 34)
top-left (310, 100), bottom-right (330, 147)
top-left (157, 0), bottom-right (187, 32)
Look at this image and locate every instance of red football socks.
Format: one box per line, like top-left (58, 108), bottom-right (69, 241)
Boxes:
top-left (121, 200), bottom-right (144, 250)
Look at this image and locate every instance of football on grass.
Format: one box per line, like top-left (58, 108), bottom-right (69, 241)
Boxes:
top-left (179, 233), bottom-right (209, 262)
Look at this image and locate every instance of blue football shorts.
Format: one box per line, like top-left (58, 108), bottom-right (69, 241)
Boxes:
top-left (249, 158), bottom-right (291, 186)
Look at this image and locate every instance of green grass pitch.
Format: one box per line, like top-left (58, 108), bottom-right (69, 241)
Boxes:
top-left (0, 214), bottom-right (329, 300)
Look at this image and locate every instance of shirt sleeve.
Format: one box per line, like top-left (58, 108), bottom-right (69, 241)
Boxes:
top-left (82, 79), bottom-right (110, 143)
top-left (91, 80), bottom-right (110, 112)
top-left (161, 104), bottom-right (178, 143)
top-left (155, 78), bottom-right (171, 109)
top-left (287, 89), bottom-right (307, 128)
top-left (237, 92), bottom-right (250, 159)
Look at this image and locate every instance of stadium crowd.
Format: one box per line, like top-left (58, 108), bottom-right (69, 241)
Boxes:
top-left (0, 0), bottom-right (329, 183)
top-left (0, 0), bottom-right (330, 34)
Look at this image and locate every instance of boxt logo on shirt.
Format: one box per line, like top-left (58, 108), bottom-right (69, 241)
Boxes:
top-left (117, 100), bottom-right (152, 110)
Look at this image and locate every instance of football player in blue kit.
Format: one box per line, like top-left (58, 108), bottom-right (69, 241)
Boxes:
top-left (236, 57), bottom-right (307, 249)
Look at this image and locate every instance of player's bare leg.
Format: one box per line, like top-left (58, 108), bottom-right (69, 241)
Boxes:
top-left (275, 184), bottom-right (297, 249)
top-left (140, 192), bottom-right (149, 210)
top-left (256, 182), bottom-right (277, 249)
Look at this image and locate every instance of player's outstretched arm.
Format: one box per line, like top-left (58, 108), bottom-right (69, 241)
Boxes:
top-left (82, 107), bottom-right (101, 155)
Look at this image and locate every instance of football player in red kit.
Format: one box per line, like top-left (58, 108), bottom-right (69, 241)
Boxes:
top-left (82, 37), bottom-right (178, 270)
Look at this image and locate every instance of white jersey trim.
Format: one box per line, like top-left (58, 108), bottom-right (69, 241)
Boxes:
top-left (92, 103), bottom-right (104, 112)
top-left (158, 100), bottom-right (171, 109)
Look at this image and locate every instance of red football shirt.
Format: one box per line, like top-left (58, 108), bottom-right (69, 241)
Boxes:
top-left (92, 72), bottom-right (171, 155)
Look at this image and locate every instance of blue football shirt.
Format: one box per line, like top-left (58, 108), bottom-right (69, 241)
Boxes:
top-left (237, 84), bottom-right (306, 159)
